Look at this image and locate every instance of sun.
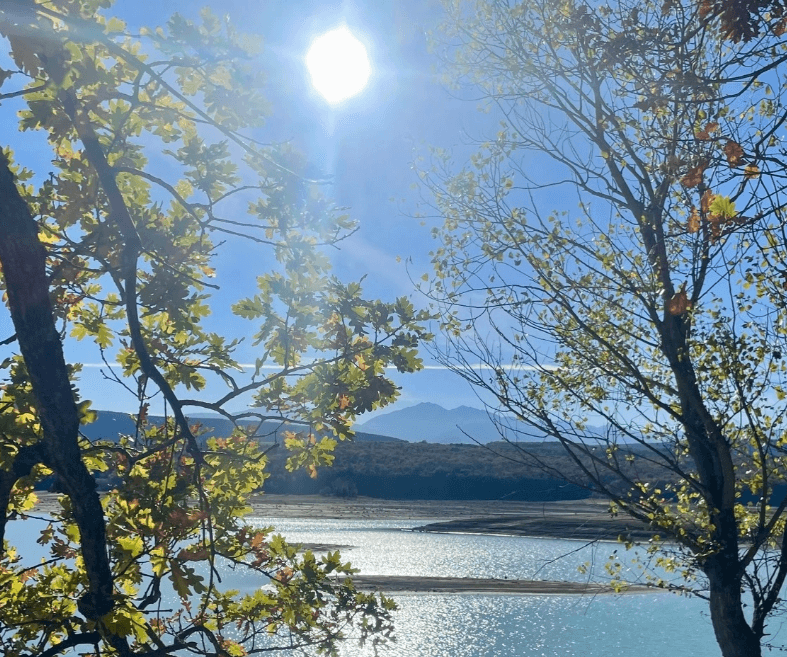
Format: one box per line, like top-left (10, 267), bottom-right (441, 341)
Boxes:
top-left (306, 27), bottom-right (371, 104)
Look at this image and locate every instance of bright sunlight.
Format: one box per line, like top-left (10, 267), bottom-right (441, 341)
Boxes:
top-left (306, 27), bottom-right (371, 104)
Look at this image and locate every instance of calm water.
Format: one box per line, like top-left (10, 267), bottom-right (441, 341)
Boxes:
top-left (245, 517), bottom-right (787, 657)
top-left (8, 515), bottom-right (787, 656)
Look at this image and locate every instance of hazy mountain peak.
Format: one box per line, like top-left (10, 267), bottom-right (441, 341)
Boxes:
top-left (357, 402), bottom-right (513, 444)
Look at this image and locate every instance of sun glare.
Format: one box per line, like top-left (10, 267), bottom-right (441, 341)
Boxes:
top-left (306, 27), bottom-right (371, 104)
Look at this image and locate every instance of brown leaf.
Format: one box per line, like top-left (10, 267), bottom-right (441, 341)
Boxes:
top-left (687, 208), bottom-right (701, 233)
top-left (700, 190), bottom-right (715, 214)
top-left (698, 0), bottom-right (713, 18)
top-left (667, 289), bottom-right (690, 315)
top-left (724, 140), bottom-right (744, 166)
top-left (744, 164), bottom-right (760, 179)
top-left (775, 19), bottom-right (787, 36)
top-left (680, 163), bottom-right (706, 188)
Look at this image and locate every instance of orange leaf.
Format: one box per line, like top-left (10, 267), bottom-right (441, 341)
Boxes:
top-left (687, 208), bottom-right (701, 233)
top-left (338, 394), bottom-right (350, 410)
top-left (701, 190), bottom-right (715, 214)
top-left (724, 140), bottom-right (744, 166)
top-left (667, 289), bottom-right (691, 315)
top-left (680, 163), bottom-right (706, 188)
top-left (744, 164), bottom-right (760, 179)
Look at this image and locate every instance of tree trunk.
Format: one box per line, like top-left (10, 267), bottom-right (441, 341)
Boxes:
top-left (0, 152), bottom-right (116, 620)
top-left (706, 556), bottom-right (761, 657)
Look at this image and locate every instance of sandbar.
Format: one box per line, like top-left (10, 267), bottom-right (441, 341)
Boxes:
top-left (345, 575), bottom-right (656, 595)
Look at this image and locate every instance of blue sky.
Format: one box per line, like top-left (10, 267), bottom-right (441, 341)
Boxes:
top-left (0, 0), bottom-right (504, 417)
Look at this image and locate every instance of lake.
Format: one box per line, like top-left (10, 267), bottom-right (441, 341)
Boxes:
top-left (241, 517), bottom-right (787, 657)
top-left (8, 515), bottom-right (787, 656)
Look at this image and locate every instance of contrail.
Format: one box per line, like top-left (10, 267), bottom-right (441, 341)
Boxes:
top-left (75, 363), bottom-right (551, 371)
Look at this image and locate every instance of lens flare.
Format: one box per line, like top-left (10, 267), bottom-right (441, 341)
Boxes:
top-left (306, 27), bottom-right (371, 104)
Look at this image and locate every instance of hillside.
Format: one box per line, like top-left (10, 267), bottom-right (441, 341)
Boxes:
top-left (263, 439), bottom-right (680, 501)
top-left (73, 411), bottom-right (682, 502)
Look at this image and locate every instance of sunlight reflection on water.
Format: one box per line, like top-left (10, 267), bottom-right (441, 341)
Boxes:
top-left (7, 515), bottom-right (787, 656)
top-left (249, 517), bottom-right (655, 583)
top-left (250, 517), bottom-right (787, 657)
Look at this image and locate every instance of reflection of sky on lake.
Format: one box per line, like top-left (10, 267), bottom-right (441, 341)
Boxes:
top-left (344, 593), bottom-right (720, 657)
top-left (8, 516), bottom-right (787, 656)
top-left (250, 517), bottom-right (678, 585)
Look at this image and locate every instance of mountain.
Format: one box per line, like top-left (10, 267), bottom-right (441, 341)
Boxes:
top-left (356, 402), bottom-right (546, 444)
top-left (81, 411), bottom-right (402, 444)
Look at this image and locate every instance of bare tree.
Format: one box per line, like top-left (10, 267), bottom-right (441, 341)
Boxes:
top-left (423, 0), bottom-right (787, 654)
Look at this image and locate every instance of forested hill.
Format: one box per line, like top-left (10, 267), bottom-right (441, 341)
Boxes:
top-left (77, 412), bottom-right (678, 502)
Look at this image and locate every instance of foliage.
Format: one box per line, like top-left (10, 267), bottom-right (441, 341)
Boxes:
top-left (0, 1), bottom-right (429, 655)
top-left (696, 0), bottom-right (787, 43)
top-left (424, 0), bottom-right (787, 654)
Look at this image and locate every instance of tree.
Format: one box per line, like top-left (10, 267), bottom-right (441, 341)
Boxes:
top-left (0, 1), bottom-right (429, 655)
top-left (424, 0), bottom-right (787, 655)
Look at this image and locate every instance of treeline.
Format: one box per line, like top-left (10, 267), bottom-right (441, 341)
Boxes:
top-left (263, 440), bottom-right (675, 502)
top-left (66, 412), bottom-right (685, 502)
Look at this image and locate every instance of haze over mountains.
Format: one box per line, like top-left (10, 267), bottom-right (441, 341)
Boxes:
top-left (356, 402), bottom-right (544, 444)
top-left (82, 403), bottom-right (558, 445)
top-left (82, 403), bottom-right (605, 445)
top-left (80, 411), bottom-right (402, 444)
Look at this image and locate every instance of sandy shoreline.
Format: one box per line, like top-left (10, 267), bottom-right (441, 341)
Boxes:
top-left (29, 493), bottom-right (657, 595)
top-left (247, 494), bottom-right (655, 542)
top-left (345, 575), bottom-right (655, 595)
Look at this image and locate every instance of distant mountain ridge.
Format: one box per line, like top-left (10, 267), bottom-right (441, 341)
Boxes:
top-left (81, 411), bottom-right (402, 444)
top-left (356, 402), bottom-right (545, 444)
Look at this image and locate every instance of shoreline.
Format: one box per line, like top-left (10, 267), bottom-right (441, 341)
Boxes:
top-left (28, 494), bottom-right (660, 595)
top-left (32, 493), bottom-right (653, 542)
top-left (248, 494), bottom-right (656, 542)
top-left (345, 575), bottom-right (657, 595)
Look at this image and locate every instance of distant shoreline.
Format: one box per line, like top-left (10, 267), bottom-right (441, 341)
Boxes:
top-left (28, 493), bottom-right (660, 595)
top-left (32, 493), bottom-right (653, 542)
top-left (345, 575), bottom-right (657, 595)
top-left (30, 493), bottom-right (654, 543)
top-left (247, 494), bottom-right (655, 542)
